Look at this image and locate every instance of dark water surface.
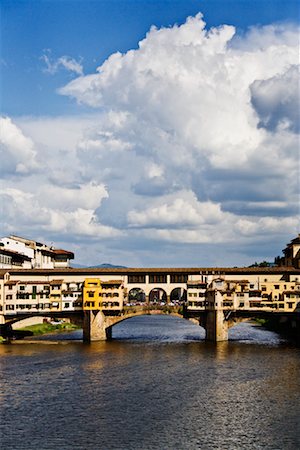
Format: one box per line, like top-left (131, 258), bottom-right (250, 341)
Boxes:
top-left (1, 316), bottom-right (299, 450)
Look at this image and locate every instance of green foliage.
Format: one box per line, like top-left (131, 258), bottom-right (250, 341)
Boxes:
top-left (19, 322), bottom-right (80, 336)
top-left (254, 318), bottom-right (267, 326)
top-left (249, 261), bottom-right (273, 267)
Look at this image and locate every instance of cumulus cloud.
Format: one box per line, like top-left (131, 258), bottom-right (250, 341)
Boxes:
top-left (0, 116), bottom-right (38, 175)
top-left (127, 191), bottom-right (226, 228)
top-left (0, 186), bottom-right (120, 238)
top-left (250, 65), bottom-right (300, 133)
top-left (2, 14), bottom-right (299, 265)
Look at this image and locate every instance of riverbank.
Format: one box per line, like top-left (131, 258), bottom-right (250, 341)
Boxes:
top-left (19, 322), bottom-right (80, 336)
top-left (255, 317), bottom-right (299, 345)
top-left (0, 322), bottom-right (81, 343)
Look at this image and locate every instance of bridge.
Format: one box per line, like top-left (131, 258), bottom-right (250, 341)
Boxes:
top-left (0, 266), bottom-right (300, 342)
top-left (2, 298), bottom-right (299, 343)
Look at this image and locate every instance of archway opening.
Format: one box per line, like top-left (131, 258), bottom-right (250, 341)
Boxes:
top-left (128, 288), bottom-right (146, 305)
top-left (170, 288), bottom-right (187, 305)
top-left (149, 288), bottom-right (167, 305)
top-left (111, 314), bottom-right (206, 341)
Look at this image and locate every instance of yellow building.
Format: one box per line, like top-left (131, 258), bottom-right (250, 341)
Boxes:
top-left (83, 278), bottom-right (102, 310)
top-left (83, 278), bottom-right (125, 313)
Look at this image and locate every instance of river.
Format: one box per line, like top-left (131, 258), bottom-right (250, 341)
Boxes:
top-left (0, 316), bottom-right (299, 450)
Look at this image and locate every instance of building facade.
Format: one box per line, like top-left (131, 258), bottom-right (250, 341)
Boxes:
top-left (1, 266), bottom-right (300, 324)
top-left (0, 235), bottom-right (74, 269)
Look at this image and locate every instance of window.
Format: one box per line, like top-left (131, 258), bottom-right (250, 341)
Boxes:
top-left (170, 274), bottom-right (188, 283)
top-left (149, 274), bottom-right (167, 283)
top-left (128, 275), bottom-right (146, 283)
top-left (6, 304), bottom-right (15, 310)
top-left (19, 286), bottom-right (25, 290)
top-left (274, 285), bottom-right (279, 289)
top-left (88, 291), bottom-right (95, 298)
top-left (85, 301), bottom-right (95, 308)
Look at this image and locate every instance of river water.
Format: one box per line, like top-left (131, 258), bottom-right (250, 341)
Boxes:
top-left (0, 316), bottom-right (299, 450)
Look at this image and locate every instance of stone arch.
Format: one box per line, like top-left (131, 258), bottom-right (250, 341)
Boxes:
top-left (2, 311), bottom-right (83, 328)
top-left (148, 288), bottom-right (167, 305)
top-left (128, 288), bottom-right (146, 305)
top-left (170, 287), bottom-right (187, 305)
top-left (227, 317), bottom-right (252, 329)
top-left (105, 310), bottom-right (186, 339)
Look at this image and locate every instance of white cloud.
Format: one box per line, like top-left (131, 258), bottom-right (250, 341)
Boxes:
top-left (41, 52), bottom-right (83, 76)
top-left (127, 191), bottom-right (226, 228)
top-left (0, 116), bottom-right (38, 174)
top-left (2, 14), bottom-right (299, 265)
top-left (250, 65), bottom-right (300, 133)
top-left (0, 187), bottom-right (120, 238)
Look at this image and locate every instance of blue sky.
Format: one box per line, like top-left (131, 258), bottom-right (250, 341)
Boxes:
top-left (2, 0), bottom-right (299, 115)
top-left (0, 0), bottom-right (299, 266)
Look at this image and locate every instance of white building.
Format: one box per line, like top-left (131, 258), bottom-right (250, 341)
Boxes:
top-left (0, 235), bottom-right (74, 269)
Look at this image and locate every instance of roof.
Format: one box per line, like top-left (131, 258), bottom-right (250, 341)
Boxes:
top-left (0, 266), bottom-right (299, 276)
top-left (290, 235), bottom-right (300, 244)
top-left (284, 234), bottom-right (300, 250)
top-left (101, 279), bottom-right (123, 285)
top-left (187, 280), bottom-right (207, 286)
top-left (53, 249), bottom-right (74, 258)
top-left (0, 248), bottom-right (32, 260)
top-left (49, 279), bottom-right (64, 285)
top-left (226, 279), bottom-right (249, 284)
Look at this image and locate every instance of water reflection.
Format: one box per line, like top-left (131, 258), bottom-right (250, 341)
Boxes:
top-left (1, 316), bottom-right (299, 450)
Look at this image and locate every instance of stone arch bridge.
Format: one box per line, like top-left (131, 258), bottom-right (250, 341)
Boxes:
top-left (2, 305), bottom-right (299, 344)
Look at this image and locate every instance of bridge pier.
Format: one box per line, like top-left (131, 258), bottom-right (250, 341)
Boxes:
top-left (83, 310), bottom-right (111, 342)
top-left (204, 290), bottom-right (229, 342)
top-left (205, 310), bottom-right (228, 342)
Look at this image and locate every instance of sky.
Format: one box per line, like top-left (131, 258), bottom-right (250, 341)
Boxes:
top-left (0, 0), bottom-right (299, 267)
